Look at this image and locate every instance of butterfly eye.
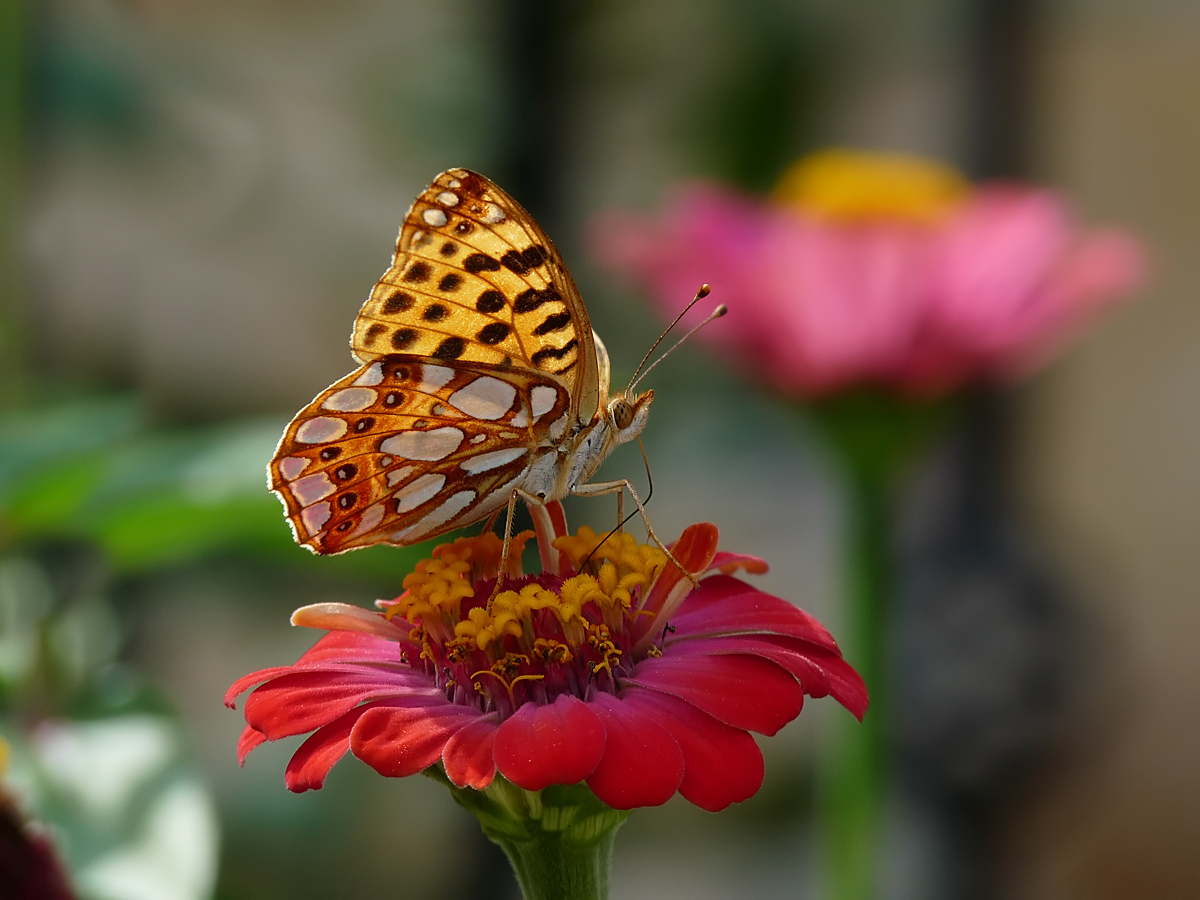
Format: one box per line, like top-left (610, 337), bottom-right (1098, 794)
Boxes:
top-left (612, 399), bottom-right (634, 430)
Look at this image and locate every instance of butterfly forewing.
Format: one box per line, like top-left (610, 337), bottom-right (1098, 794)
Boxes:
top-left (352, 169), bottom-right (601, 425)
top-left (270, 355), bottom-right (570, 554)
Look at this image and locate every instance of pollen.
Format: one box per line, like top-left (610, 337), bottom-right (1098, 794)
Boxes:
top-left (385, 524), bottom-right (676, 718)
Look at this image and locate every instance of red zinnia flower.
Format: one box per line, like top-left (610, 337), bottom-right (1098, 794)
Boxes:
top-left (227, 502), bottom-right (866, 811)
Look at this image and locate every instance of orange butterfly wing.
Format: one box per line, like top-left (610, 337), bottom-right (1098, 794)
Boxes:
top-left (351, 168), bottom-right (601, 425)
top-left (269, 356), bottom-right (571, 555)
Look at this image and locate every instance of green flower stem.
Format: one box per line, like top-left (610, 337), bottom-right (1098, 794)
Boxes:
top-left (807, 391), bottom-right (957, 900)
top-left (431, 769), bottom-right (629, 900)
top-left (819, 468), bottom-right (888, 900)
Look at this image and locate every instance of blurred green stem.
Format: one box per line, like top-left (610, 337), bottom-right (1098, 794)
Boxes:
top-left (820, 466), bottom-right (888, 900)
top-left (808, 391), bottom-right (955, 900)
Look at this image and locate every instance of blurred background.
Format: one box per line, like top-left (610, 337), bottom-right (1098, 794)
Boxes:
top-left (1, 1), bottom-right (1197, 898)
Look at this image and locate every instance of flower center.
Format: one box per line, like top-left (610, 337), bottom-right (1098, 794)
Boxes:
top-left (772, 148), bottom-right (969, 224)
top-left (383, 528), bottom-right (667, 718)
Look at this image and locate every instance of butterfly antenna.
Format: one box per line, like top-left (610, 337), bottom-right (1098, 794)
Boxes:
top-left (628, 301), bottom-right (728, 393)
top-left (626, 284), bottom-right (711, 390)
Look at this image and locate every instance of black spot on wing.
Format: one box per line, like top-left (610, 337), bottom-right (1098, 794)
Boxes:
top-left (432, 337), bottom-right (467, 360)
top-left (403, 262), bottom-right (432, 284)
top-left (477, 322), bottom-right (510, 345)
top-left (364, 323), bottom-right (387, 346)
top-left (391, 328), bottom-right (418, 350)
top-left (464, 253), bottom-right (501, 273)
top-left (438, 273), bottom-right (462, 292)
top-left (476, 290), bottom-right (506, 313)
top-left (531, 339), bottom-right (578, 367)
top-left (382, 291), bottom-right (415, 314)
top-left (534, 311), bottom-right (571, 336)
top-left (422, 304), bottom-right (449, 322)
top-left (514, 287), bottom-right (562, 314)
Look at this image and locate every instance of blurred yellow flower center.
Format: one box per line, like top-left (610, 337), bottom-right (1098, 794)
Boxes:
top-left (773, 149), bottom-right (969, 223)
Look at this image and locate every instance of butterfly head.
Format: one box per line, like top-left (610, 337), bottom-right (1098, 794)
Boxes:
top-left (606, 390), bottom-right (654, 444)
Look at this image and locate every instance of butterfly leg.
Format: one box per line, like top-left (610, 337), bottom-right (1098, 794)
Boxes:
top-left (572, 479), bottom-right (700, 588)
top-left (489, 486), bottom-right (547, 609)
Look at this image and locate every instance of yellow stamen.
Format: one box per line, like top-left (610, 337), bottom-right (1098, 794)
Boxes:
top-left (773, 148), bottom-right (969, 224)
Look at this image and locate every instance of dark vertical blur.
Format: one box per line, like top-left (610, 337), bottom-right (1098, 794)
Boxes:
top-left (0, 0), bottom-right (25, 404)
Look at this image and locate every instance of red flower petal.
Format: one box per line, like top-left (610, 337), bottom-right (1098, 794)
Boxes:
top-left (624, 653), bottom-right (803, 735)
top-left (237, 725), bottom-right (267, 764)
top-left (297, 631), bottom-right (410, 666)
top-left (706, 551), bottom-right (769, 576)
top-left (442, 715), bottom-right (500, 790)
top-left (619, 688), bottom-right (764, 812)
top-left (244, 669), bottom-right (440, 739)
top-left (584, 693), bottom-right (683, 809)
top-left (671, 575), bottom-right (840, 652)
top-left (350, 701), bottom-right (481, 778)
top-left (665, 635), bottom-right (868, 720)
top-left (634, 523), bottom-right (720, 646)
top-left (284, 701), bottom-right (384, 792)
top-left (493, 694), bottom-right (605, 791)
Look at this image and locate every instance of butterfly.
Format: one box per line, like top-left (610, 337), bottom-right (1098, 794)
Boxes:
top-left (268, 168), bottom-right (712, 563)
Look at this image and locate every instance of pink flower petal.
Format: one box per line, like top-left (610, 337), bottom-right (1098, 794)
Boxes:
top-left (619, 688), bottom-right (764, 812)
top-left (670, 575), bottom-right (840, 652)
top-left (244, 670), bottom-right (441, 739)
top-left (442, 715), bottom-right (500, 790)
top-left (584, 693), bottom-right (684, 809)
top-left (493, 694), bottom-right (605, 791)
top-left (290, 602), bottom-right (412, 640)
top-left (350, 701), bottom-right (481, 778)
top-left (666, 635), bottom-right (868, 720)
top-left (624, 653), bottom-right (803, 735)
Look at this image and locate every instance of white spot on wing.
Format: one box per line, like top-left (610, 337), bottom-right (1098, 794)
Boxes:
top-left (323, 388), bottom-right (376, 412)
top-left (448, 178), bottom-right (462, 189)
top-left (483, 203), bottom-right (505, 224)
top-left (379, 427), bottom-right (463, 460)
top-left (295, 417), bottom-right (346, 443)
top-left (470, 434), bottom-right (486, 444)
top-left (549, 414), bottom-right (568, 441)
top-left (461, 447), bottom-right (527, 475)
top-left (386, 465), bottom-right (416, 488)
top-left (290, 472), bottom-right (335, 505)
top-left (393, 490), bottom-right (476, 542)
top-left (300, 502), bottom-right (331, 536)
top-left (511, 407), bottom-right (530, 428)
top-left (423, 208), bottom-right (448, 227)
top-left (449, 377), bottom-right (517, 420)
top-left (348, 502), bottom-right (385, 539)
top-left (471, 471), bottom-right (528, 517)
top-left (354, 362), bottom-right (384, 386)
top-left (279, 456), bottom-right (309, 480)
top-left (436, 191), bottom-right (459, 207)
top-left (418, 365), bottom-right (455, 393)
top-left (394, 473), bottom-right (446, 512)
top-left (530, 385), bottom-right (557, 420)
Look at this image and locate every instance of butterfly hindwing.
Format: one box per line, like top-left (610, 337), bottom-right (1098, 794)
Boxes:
top-left (351, 168), bottom-right (601, 424)
top-left (270, 355), bottom-right (571, 554)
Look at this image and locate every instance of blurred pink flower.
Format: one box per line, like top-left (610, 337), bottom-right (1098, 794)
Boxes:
top-left (591, 151), bottom-right (1145, 396)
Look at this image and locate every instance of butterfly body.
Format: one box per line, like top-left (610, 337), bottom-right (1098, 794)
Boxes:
top-left (269, 168), bottom-right (656, 555)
